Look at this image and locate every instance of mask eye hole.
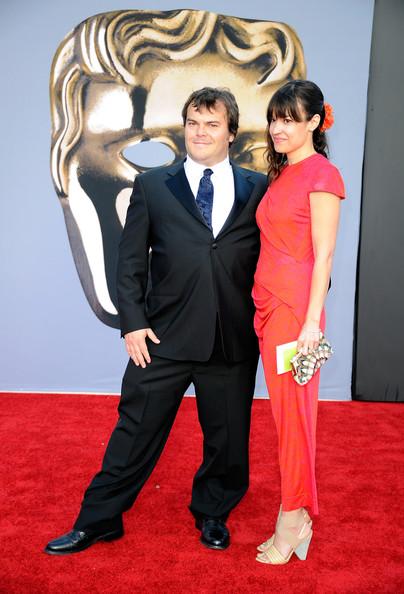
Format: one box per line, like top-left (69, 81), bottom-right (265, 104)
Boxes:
top-left (123, 140), bottom-right (175, 171)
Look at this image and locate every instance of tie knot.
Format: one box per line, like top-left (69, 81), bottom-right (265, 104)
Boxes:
top-left (203, 168), bottom-right (213, 178)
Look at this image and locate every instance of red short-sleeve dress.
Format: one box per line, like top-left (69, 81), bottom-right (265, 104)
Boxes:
top-left (252, 153), bottom-right (345, 514)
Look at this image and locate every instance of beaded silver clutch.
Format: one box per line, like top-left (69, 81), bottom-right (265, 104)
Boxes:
top-left (290, 334), bottom-right (333, 386)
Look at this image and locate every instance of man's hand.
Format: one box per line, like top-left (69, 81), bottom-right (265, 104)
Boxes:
top-left (124, 328), bottom-right (160, 368)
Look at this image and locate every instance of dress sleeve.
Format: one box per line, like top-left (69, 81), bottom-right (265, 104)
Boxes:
top-left (310, 162), bottom-right (345, 200)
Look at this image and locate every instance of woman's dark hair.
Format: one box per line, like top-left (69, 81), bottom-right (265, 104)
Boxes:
top-left (266, 80), bottom-right (329, 182)
top-left (182, 87), bottom-right (239, 140)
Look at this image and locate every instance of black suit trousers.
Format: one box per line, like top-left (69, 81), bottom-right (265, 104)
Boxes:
top-left (74, 335), bottom-right (258, 530)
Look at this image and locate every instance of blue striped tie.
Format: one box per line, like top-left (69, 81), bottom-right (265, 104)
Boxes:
top-left (195, 168), bottom-right (214, 229)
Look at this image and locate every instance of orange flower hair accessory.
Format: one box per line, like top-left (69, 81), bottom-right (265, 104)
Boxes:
top-left (320, 102), bottom-right (334, 132)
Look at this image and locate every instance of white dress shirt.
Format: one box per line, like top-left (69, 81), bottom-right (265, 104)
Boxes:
top-left (184, 155), bottom-right (235, 237)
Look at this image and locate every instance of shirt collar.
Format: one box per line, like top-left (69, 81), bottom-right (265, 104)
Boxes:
top-left (185, 154), bottom-right (231, 177)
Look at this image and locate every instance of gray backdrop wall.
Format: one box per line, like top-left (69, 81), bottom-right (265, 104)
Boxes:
top-left (354, 0), bottom-right (404, 402)
top-left (0, 0), bottom-right (374, 398)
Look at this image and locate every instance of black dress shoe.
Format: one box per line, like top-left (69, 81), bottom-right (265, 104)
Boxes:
top-left (195, 518), bottom-right (230, 550)
top-left (44, 526), bottom-right (124, 555)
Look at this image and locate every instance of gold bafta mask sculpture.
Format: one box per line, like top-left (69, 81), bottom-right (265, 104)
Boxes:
top-left (50, 9), bottom-right (306, 328)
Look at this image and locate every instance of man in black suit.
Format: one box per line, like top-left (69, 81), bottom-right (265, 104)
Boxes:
top-left (45, 87), bottom-right (267, 555)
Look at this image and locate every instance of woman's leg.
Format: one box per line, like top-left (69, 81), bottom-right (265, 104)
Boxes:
top-left (260, 303), bottom-right (324, 516)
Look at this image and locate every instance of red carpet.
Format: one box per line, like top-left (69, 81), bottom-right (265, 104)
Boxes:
top-left (0, 393), bottom-right (403, 593)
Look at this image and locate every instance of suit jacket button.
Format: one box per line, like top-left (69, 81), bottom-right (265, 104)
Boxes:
top-left (211, 242), bottom-right (218, 249)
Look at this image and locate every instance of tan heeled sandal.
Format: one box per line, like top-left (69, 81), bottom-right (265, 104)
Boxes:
top-left (256, 507), bottom-right (311, 553)
top-left (256, 519), bottom-right (313, 565)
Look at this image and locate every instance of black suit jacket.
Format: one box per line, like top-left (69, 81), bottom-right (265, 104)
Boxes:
top-left (117, 160), bottom-right (267, 362)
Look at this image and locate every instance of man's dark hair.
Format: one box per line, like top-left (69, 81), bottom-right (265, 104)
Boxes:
top-left (182, 87), bottom-right (239, 137)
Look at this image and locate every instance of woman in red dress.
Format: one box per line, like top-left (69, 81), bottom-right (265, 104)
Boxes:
top-left (252, 80), bottom-right (345, 565)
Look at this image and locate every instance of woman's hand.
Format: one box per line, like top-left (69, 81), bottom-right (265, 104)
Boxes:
top-left (297, 320), bottom-right (321, 355)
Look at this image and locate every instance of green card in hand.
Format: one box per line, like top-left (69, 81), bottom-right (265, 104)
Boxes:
top-left (276, 341), bottom-right (298, 374)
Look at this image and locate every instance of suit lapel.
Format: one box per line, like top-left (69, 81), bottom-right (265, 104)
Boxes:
top-left (165, 161), bottom-right (210, 229)
top-left (164, 160), bottom-right (255, 235)
top-left (217, 164), bottom-right (254, 237)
